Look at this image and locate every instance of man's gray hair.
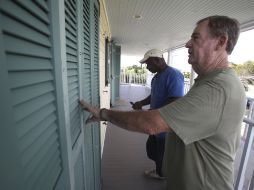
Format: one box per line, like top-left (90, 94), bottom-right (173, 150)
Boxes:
top-left (197, 15), bottom-right (240, 55)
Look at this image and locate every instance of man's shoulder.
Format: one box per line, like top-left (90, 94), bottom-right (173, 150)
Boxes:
top-left (165, 66), bottom-right (183, 77)
top-left (197, 68), bottom-right (245, 99)
top-left (213, 68), bottom-right (241, 87)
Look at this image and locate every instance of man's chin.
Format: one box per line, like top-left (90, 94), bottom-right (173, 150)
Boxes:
top-left (188, 59), bottom-right (196, 66)
top-left (188, 58), bottom-right (193, 64)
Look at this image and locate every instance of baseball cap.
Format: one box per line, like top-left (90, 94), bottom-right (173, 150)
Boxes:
top-left (139, 49), bottom-right (163, 63)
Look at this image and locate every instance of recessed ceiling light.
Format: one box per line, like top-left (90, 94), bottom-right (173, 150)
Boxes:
top-left (133, 14), bottom-right (142, 20)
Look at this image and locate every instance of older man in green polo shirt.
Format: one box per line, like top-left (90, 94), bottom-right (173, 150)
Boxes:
top-left (80, 15), bottom-right (246, 190)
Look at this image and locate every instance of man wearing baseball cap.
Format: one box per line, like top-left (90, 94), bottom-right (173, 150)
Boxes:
top-left (139, 49), bottom-right (164, 63)
top-left (132, 48), bottom-right (184, 179)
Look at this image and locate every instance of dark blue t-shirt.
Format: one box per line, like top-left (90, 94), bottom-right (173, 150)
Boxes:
top-left (150, 66), bottom-right (184, 137)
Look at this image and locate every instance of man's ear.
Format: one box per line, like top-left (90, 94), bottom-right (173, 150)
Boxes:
top-left (216, 35), bottom-right (228, 50)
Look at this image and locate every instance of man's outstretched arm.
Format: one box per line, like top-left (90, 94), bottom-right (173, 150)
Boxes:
top-left (80, 99), bottom-right (171, 135)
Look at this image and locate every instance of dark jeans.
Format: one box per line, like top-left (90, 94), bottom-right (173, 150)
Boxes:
top-left (146, 135), bottom-right (165, 177)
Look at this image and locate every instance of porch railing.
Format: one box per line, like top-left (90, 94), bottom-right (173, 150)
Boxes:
top-left (120, 72), bottom-right (191, 94)
top-left (120, 72), bottom-right (147, 85)
top-left (234, 97), bottom-right (254, 190)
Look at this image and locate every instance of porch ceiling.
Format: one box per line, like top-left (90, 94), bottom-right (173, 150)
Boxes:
top-left (104, 0), bottom-right (254, 56)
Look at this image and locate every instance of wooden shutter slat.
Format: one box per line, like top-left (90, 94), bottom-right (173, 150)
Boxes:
top-left (16, 103), bottom-right (56, 138)
top-left (15, 0), bottom-right (49, 24)
top-left (34, 0), bottom-right (49, 12)
top-left (12, 81), bottom-right (54, 106)
top-left (1, 1), bottom-right (50, 35)
top-left (21, 123), bottom-right (58, 166)
top-left (19, 114), bottom-right (57, 152)
top-left (4, 35), bottom-right (51, 58)
top-left (13, 92), bottom-right (55, 122)
top-left (2, 15), bottom-right (51, 47)
top-left (7, 54), bottom-right (52, 71)
top-left (9, 70), bottom-right (53, 89)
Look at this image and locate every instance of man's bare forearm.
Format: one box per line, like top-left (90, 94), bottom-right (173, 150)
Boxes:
top-left (101, 109), bottom-right (171, 134)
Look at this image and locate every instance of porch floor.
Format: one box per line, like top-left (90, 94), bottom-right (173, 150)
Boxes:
top-left (102, 84), bottom-right (166, 190)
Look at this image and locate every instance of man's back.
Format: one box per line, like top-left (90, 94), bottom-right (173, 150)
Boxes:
top-left (150, 66), bottom-right (184, 109)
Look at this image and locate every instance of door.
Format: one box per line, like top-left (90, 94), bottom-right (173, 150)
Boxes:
top-left (65, 0), bottom-right (101, 189)
top-left (81, 0), bottom-right (101, 189)
top-left (0, 0), bottom-right (101, 189)
top-left (110, 43), bottom-right (121, 106)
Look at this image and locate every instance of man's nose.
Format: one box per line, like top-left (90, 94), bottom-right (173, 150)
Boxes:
top-left (185, 40), bottom-right (192, 48)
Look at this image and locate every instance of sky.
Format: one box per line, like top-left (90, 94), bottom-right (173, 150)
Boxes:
top-left (121, 29), bottom-right (254, 72)
top-left (229, 29), bottom-right (254, 64)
